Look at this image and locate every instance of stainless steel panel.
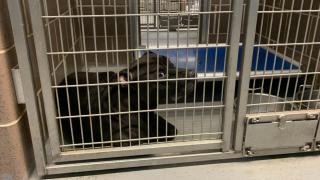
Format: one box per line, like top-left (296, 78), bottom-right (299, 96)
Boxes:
top-left (245, 120), bottom-right (317, 151)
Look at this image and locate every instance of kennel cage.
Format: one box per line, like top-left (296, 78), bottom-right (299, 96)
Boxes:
top-left (7, 0), bottom-right (320, 176)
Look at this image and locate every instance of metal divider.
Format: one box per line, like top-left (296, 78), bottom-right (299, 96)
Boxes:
top-left (7, 0), bottom-right (47, 175)
top-left (234, 0), bottom-right (260, 151)
top-left (222, 0), bottom-right (246, 152)
top-left (28, 0), bottom-right (61, 158)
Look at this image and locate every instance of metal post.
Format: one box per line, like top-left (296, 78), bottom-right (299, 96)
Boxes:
top-left (199, 0), bottom-right (210, 43)
top-left (234, 0), bottom-right (259, 151)
top-left (28, 0), bottom-right (61, 158)
top-left (222, 0), bottom-right (244, 152)
top-left (6, 0), bottom-right (46, 176)
top-left (129, 0), bottom-right (140, 59)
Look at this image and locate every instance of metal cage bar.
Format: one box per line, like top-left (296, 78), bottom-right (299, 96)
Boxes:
top-left (234, 0), bottom-right (260, 151)
top-left (222, 0), bottom-right (245, 151)
top-left (6, 0), bottom-right (47, 176)
top-left (28, 0), bottom-right (61, 157)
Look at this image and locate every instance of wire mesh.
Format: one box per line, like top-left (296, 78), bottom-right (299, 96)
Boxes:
top-left (40, 0), bottom-right (234, 151)
top-left (38, 0), bottom-right (320, 152)
top-left (246, 0), bottom-right (320, 114)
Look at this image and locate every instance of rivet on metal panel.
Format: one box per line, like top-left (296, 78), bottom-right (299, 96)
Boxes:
top-left (315, 143), bottom-right (320, 151)
top-left (249, 117), bottom-right (260, 124)
top-left (306, 114), bottom-right (317, 120)
top-left (278, 115), bottom-right (286, 130)
top-left (245, 147), bottom-right (255, 157)
top-left (300, 143), bottom-right (312, 152)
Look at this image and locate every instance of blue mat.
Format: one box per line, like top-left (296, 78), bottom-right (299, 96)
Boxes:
top-left (147, 47), bottom-right (299, 73)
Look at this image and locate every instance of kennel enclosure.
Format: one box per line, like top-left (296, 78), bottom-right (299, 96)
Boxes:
top-left (7, 0), bottom-right (320, 176)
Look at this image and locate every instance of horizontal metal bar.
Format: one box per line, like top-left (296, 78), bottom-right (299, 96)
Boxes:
top-left (198, 70), bottom-right (318, 79)
top-left (249, 72), bottom-right (320, 78)
top-left (42, 11), bottom-right (233, 19)
top-left (52, 76), bottom-right (227, 88)
top-left (46, 148), bottom-right (317, 175)
top-left (60, 133), bottom-right (223, 148)
top-left (244, 148), bottom-right (316, 157)
top-left (46, 151), bottom-right (242, 175)
top-left (56, 104), bottom-right (225, 120)
top-left (47, 44), bottom-right (231, 55)
top-left (57, 140), bottom-right (223, 162)
top-left (247, 100), bottom-right (319, 107)
top-left (44, 9), bottom-right (71, 27)
top-left (254, 42), bottom-right (320, 47)
top-left (246, 110), bottom-right (320, 119)
top-left (258, 9), bottom-right (320, 13)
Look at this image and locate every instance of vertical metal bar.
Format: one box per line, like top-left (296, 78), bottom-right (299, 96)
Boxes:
top-left (175, 5), bottom-right (180, 140)
top-left (129, 0), bottom-right (140, 58)
top-left (165, 0), bottom-right (170, 142)
top-left (183, 1), bottom-right (191, 140)
top-left (221, 0), bottom-right (245, 152)
top-left (199, 0), bottom-right (210, 43)
top-left (68, 0), bottom-right (85, 149)
top-left (260, 0), bottom-right (276, 109)
top-left (28, 0), bottom-right (61, 158)
top-left (251, 0), bottom-right (267, 108)
top-left (220, 4), bottom-right (231, 136)
top-left (124, 0), bottom-right (132, 146)
top-left (90, 0), bottom-right (104, 147)
top-left (268, 0), bottom-right (287, 112)
top-left (234, 0), bottom-right (259, 151)
top-left (211, 0), bottom-right (221, 137)
top-left (78, 0), bottom-right (95, 148)
top-left (43, 0), bottom-right (65, 147)
top-left (201, 0), bottom-right (212, 140)
top-left (285, 1), bottom-right (305, 111)
top-left (192, 2), bottom-right (202, 140)
top-left (298, 0), bottom-right (318, 110)
top-left (146, 1), bottom-right (151, 144)
top-left (290, 0), bottom-right (308, 111)
top-left (7, 0), bottom-right (46, 175)
top-left (55, 0), bottom-right (75, 150)
top-left (156, 0), bottom-right (160, 142)
top-left (113, 0), bottom-right (123, 147)
top-left (102, 0), bottom-right (114, 147)
top-left (281, 0), bottom-right (296, 108)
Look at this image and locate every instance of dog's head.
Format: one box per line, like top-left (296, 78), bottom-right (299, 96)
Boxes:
top-left (118, 51), bottom-right (195, 105)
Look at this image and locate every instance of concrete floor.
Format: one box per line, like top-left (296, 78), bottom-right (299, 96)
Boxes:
top-left (46, 152), bottom-right (320, 180)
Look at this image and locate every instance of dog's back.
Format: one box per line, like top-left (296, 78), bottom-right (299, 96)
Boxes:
top-left (56, 52), bottom-right (195, 147)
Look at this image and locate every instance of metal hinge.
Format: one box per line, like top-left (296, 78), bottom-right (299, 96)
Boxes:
top-left (11, 66), bottom-right (25, 104)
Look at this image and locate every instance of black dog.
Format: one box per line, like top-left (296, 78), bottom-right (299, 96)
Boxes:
top-left (57, 52), bottom-right (195, 148)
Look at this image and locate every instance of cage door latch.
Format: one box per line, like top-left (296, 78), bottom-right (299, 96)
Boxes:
top-left (278, 115), bottom-right (287, 129)
top-left (11, 66), bottom-right (25, 104)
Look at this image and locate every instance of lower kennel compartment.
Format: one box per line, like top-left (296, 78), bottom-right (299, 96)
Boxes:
top-left (244, 113), bottom-right (319, 152)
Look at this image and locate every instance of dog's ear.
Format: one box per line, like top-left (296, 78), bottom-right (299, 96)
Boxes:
top-left (141, 51), bottom-right (157, 58)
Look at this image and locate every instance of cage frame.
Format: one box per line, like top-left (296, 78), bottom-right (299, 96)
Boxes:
top-left (7, 0), bottom-right (320, 176)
